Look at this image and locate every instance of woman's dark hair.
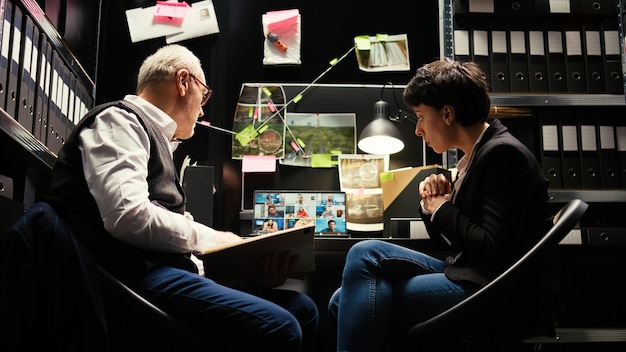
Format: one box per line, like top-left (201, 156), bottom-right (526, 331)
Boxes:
top-left (402, 58), bottom-right (491, 126)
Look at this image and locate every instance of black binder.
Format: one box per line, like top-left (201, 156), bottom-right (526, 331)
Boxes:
top-left (560, 112), bottom-right (582, 189)
top-left (453, 17), bottom-right (471, 63)
top-left (0, 1), bottom-right (14, 111)
top-left (616, 121), bottom-right (626, 188)
top-left (574, 0), bottom-right (617, 15)
top-left (470, 18), bottom-right (491, 87)
top-left (540, 112), bottom-right (563, 189)
top-left (488, 18), bottom-right (510, 92)
top-left (597, 117), bottom-right (621, 188)
top-left (494, 0), bottom-right (533, 15)
top-left (601, 17), bottom-right (624, 94)
top-left (58, 58), bottom-right (70, 146)
top-left (582, 17), bottom-right (606, 93)
top-left (17, 14), bottom-right (36, 133)
top-left (545, 19), bottom-right (568, 93)
top-left (5, 4), bottom-right (23, 119)
top-left (563, 19), bottom-right (587, 93)
top-left (526, 19), bottom-right (548, 93)
top-left (507, 18), bottom-right (529, 92)
top-left (578, 113), bottom-right (601, 189)
top-left (46, 50), bottom-right (63, 154)
top-left (33, 34), bottom-right (49, 142)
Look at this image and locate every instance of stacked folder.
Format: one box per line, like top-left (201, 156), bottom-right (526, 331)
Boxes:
top-left (451, 0), bottom-right (624, 94)
top-left (0, 0), bottom-right (94, 154)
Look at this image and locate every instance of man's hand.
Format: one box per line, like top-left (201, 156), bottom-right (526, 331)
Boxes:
top-left (215, 231), bottom-right (244, 246)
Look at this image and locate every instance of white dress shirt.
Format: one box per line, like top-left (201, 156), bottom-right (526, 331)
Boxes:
top-left (77, 95), bottom-right (218, 255)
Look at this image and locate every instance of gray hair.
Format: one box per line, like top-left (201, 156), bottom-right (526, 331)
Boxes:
top-left (136, 44), bottom-right (203, 94)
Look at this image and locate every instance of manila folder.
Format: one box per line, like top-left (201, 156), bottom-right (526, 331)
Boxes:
top-left (199, 224), bottom-right (316, 282)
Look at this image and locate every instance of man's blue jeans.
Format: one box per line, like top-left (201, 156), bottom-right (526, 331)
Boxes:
top-left (328, 240), bottom-right (479, 352)
top-left (133, 263), bottom-right (319, 351)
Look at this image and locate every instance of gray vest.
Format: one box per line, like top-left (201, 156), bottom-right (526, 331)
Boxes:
top-left (46, 100), bottom-right (196, 278)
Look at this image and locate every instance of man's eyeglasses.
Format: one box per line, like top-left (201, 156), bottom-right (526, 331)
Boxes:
top-left (189, 73), bottom-right (213, 106)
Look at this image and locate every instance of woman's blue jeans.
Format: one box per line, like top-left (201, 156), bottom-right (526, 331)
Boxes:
top-left (328, 240), bottom-right (479, 352)
top-left (132, 263), bottom-right (319, 351)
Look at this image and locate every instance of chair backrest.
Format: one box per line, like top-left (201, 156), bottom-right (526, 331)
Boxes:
top-left (402, 199), bottom-right (589, 344)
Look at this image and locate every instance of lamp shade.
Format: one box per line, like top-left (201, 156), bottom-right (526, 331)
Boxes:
top-left (357, 100), bottom-right (405, 154)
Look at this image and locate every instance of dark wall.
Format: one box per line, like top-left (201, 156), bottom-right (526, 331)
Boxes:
top-left (95, 0), bottom-right (440, 232)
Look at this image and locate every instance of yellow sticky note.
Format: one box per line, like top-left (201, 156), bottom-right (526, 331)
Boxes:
top-left (262, 87), bottom-right (272, 97)
top-left (354, 35), bottom-right (371, 50)
top-left (311, 154), bottom-right (333, 168)
top-left (293, 94), bottom-right (303, 103)
top-left (236, 125), bottom-right (258, 146)
top-left (379, 172), bottom-right (394, 181)
top-left (296, 138), bottom-right (306, 148)
top-left (258, 125), bottom-right (269, 134)
top-left (375, 33), bottom-right (389, 42)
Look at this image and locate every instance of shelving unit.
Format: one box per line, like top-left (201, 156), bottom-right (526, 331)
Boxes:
top-left (440, 1), bottom-right (626, 346)
top-left (0, 0), bottom-right (98, 219)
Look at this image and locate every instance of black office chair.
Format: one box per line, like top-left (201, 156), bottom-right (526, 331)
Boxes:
top-left (1, 202), bottom-right (204, 351)
top-left (390, 199), bottom-right (589, 352)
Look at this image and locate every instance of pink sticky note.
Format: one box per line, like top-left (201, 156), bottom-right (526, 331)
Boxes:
top-left (242, 155), bottom-right (277, 173)
top-left (253, 107), bottom-right (259, 120)
top-left (290, 140), bottom-right (300, 152)
top-left (155, 1), bottom-right (190, 19)
top-left (267, 100), bottom-right (276, 112)
top-left (266, 9), bottom-right (299, 36)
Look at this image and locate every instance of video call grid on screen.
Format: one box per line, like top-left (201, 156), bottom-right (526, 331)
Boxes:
top-left (252, 191), bottom-right (348, 235)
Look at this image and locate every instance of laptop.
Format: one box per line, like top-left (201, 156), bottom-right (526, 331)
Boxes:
top-left (249, 190), bottom-right (350, 238)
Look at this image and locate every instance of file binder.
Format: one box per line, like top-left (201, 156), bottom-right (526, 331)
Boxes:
top-left (17, 14), bottom-right (36, 133)
top-left (575, 0), bottom-right (616, 15)
top-left (58, 58), bottom-right (71, 144)
top-left (526, 19), bottom-right (548, 93)
top-left (597, 119), bottom-right (621, 188)
top-left (0, 1), bottom-right (14, 111)
top-left (507, 19), bottom-right (529, 92)
top-left (470, 18), bottom-right (491, 84)
top-left (545, 21), bottom-right (568, 93)
top-left (578, 113), bottom-right (601, 189)
top-left (494, 0), bottom-right (533, 15)
top-left (582, 18), bottom-right (606, 93)
top-left (33, 34), bottom-right (49, 142)
top-left (601, 18), bottom-right (624, 94)
top-left (453, 17), bottom-right (471, 63)
top-left (6, 4), bottom-right (23, 119)
top-left (46, 50), bottom-right (63, 154)
top-left (540, 112), bottom-right (563, 189)
top-left (616, 122), bottom-right (626, 188)
top-left (488, 19), bottom-right (510, 92)
top-left (560, 113), bottom-right (582, 189)
top-left (563, 20), bottom-right (587, 93)
top-left (470, 18), bottom-right (491, 85)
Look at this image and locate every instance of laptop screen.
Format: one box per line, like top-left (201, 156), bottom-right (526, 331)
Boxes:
top-left (252, 190), bottom-right (348, 236)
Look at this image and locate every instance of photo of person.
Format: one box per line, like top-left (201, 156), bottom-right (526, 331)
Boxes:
top-left (262, 219), bottom-right (278, 232)
top-left (267, 205), bottom-right (281, 218)
top-left (320, 193), bottom-right (341, 205)
top-left (321, 219), bottom-right (337, 233)
top-left (296, 206), bottom-right (309, 218)
top-left (319, 205), bottom-right (335, 218)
